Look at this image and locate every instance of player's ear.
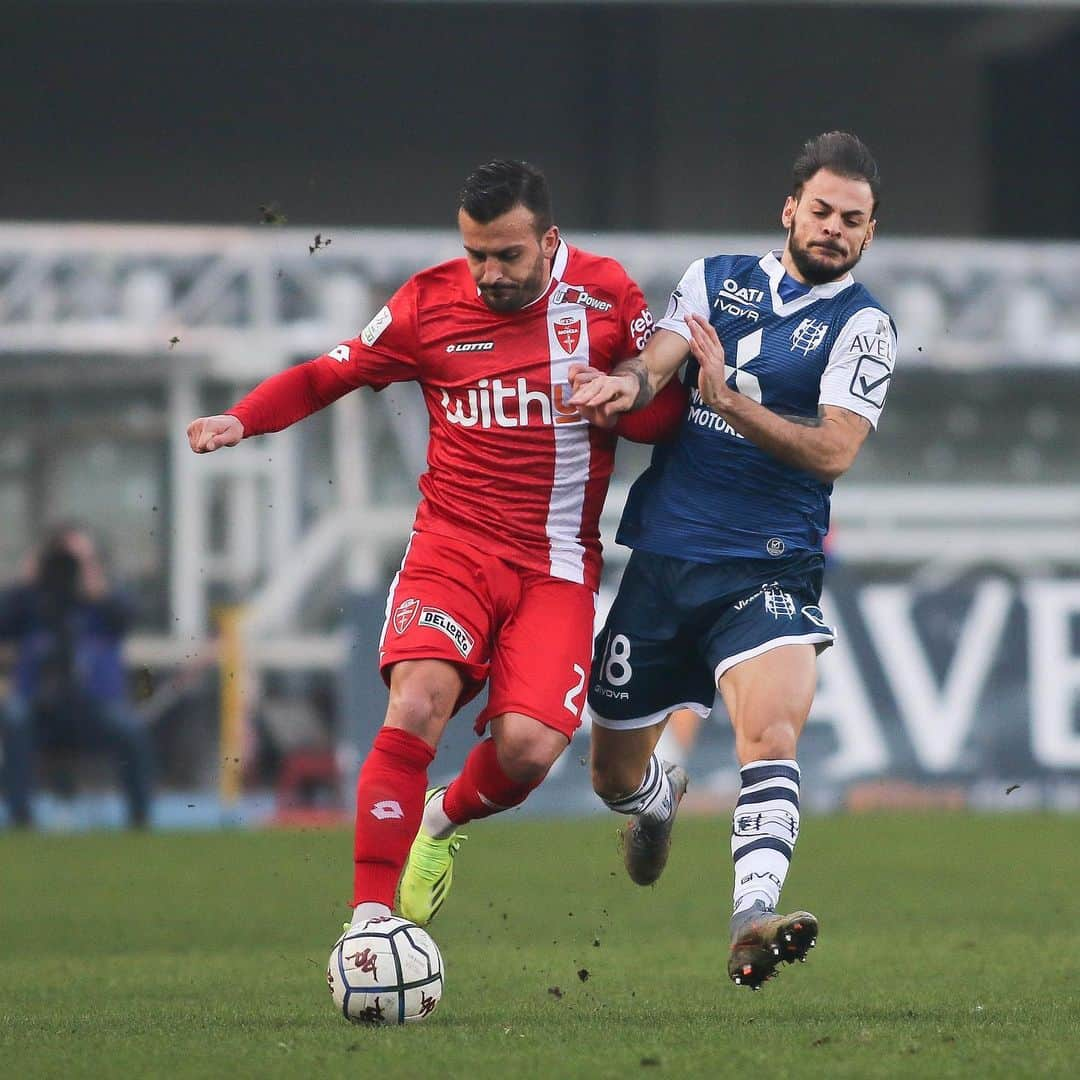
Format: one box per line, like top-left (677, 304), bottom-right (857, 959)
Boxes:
top-left (541, 225), bottom-right (560, 259)
top-left (781, 196), bottom-right (797, 229)
top-left (861, 219), bottom-right (876, 252)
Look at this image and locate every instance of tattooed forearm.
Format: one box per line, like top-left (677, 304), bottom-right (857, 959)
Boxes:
top-left (781, 413), bottom-right (824, 427)
top-left (614, 358), bottom-right (653, 411)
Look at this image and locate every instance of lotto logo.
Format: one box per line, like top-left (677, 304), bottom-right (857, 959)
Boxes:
top-left (370, 800), bottom-right (404, 820)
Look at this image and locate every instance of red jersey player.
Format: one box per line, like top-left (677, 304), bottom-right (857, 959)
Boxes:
top-left (186, 161), bottom-right (683, 937)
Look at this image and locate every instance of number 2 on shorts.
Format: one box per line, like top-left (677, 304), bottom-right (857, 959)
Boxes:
top-left (563, 664), bottom-right (587, 716)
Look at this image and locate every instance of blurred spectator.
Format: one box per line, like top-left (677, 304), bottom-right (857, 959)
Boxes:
top-left (0, 524), bottom-right (153, 828)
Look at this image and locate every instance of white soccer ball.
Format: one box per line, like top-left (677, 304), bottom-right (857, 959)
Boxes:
top-left (327, 915), bottom-right (444, 1025)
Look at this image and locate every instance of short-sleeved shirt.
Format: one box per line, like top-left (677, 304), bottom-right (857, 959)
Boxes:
top-left (617, 250), bottom-right (897, 563)
top-left (298, 242), bottom-right (653, 590)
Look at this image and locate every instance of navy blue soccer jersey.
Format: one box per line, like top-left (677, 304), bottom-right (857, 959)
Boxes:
top-left (616, 250), bottom-right (897, 562)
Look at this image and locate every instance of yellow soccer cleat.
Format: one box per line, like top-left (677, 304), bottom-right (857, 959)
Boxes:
top-left (398, 788), bottom-right (467, 927)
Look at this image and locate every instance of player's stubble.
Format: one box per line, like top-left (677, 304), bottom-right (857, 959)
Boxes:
top-left (786, 224), bottom-right (867, 285)
top-left (477, 247), bottom-right (550, 313)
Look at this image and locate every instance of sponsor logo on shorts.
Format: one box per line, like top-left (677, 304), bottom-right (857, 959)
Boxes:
top-left (764, 584), bottom-right (797, 619)
top-left (766, 537), bottom-right (786, 557)
top-left (734, 588), bottom-right (764, 613)
top-left (419, 606), bottom-right (474, 658)
top-left (734, 583), bottom-right (796, 618)
top-left (393, 597), bottom-right (420, 634)
top-left (591, 684), bottom-right (630, 700)
top-left (802, 605), bottom-right (830, 629)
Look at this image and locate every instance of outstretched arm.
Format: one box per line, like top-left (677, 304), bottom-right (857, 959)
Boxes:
top-left (187, 354), bottom-right (359, 453)
top-left (188, 288), bottom-right (422, 454)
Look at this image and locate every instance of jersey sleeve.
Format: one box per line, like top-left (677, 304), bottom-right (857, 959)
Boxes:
top-left (654, 259), bottom-right (710, 342)
top-left (227, 281), bottom-right (422, 436)
top-left (817, 306), bottom-right (897, 429)
top-left (313, 279), bottom-right (422, 391)
top-left (614, 377), bottom-right (688, 443)
top-left (615, 273), bottom-right (656, 359)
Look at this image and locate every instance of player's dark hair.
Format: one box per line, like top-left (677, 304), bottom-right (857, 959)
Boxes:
top-left (459, 160), bottom-right (553, 235)
top-left (792, 132), bottom-right (881, 214)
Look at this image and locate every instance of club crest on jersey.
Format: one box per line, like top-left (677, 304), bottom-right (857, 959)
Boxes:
top-left (392, 597), bottom-right (420, 634)
top-left (554, 315), bottom-right (582, 355)
top-left (552, 285), bottom-right (613, 312)
top-left (790, 318), bottom-right (829, 355)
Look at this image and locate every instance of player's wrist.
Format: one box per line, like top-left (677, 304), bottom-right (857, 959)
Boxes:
top-left (616, 365), bottom-right (651, 411)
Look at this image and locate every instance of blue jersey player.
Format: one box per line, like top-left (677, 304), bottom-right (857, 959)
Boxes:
top-left (569, 133), bottom-right (896, 990)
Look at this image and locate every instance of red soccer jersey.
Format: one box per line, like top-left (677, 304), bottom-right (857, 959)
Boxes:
top-left (230, 240), bottom-right (656, 590)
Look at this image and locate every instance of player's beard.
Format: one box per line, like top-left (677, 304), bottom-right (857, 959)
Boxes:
top-left (478, 252), bottom-right (549, 312)
top-left (786, 228), bottom-right (864, 285)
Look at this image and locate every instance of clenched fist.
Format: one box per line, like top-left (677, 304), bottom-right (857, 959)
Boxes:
top-left (187, 414), bottom-right (244, 453)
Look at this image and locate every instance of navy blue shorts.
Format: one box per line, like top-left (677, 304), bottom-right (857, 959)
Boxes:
top-left (588, 549), bottom-right (834, 728)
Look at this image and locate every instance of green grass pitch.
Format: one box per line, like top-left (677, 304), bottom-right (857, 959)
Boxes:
top-left (2, 813), bottom-right (1078, 1078)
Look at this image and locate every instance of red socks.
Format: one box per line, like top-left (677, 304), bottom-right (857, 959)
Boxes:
top-left (443, 737), bottom-right (544, 825)
top-left (352, 726), bottom-right (435, 907)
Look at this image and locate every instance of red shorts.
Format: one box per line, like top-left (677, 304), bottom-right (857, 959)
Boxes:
top-left (379, 530), bottom-right (595, 739)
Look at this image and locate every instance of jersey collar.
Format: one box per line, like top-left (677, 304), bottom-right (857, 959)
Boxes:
top-left (523, 238), bottom-right (569, 309)
top-left (759, 250), bottom-right (854, 316)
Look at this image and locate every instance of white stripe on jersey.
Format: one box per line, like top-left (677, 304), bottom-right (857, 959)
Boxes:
top-left (544, 287), bottom-right (591, 584)
top-left (378, 532), bottom-right (416, 655)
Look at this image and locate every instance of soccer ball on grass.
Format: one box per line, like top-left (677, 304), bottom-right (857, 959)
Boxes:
top-left (327, 915), bottom-right (444, 1024)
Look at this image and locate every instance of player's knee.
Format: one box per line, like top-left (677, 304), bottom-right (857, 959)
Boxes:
top-left (385, 684), bottom-right (451, 744)
top-left (494, 728), bottom-right (564, 784)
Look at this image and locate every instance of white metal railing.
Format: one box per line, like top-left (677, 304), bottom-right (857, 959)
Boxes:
top-left (3, 224), bottom-right (1080, 369)
top-left (3, 224), bottom-right (1079, 670)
